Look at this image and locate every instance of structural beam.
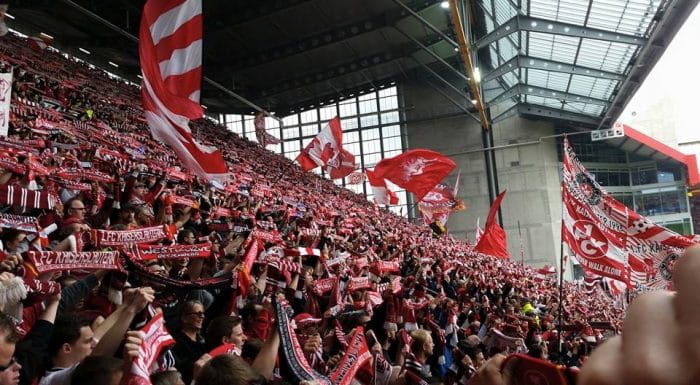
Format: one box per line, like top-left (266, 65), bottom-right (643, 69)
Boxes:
top-left (475, 15), bottom-right (647, 50)
top-left (229, 0), bottom-right (439, 71)
top-left (209, 0), bottom-right (316, 31)
top-left (395, 28), bottom-right (469, 82)
top-left (517, 103), bottom-right (600, 126)
top-left (487, 84), bottom-right (609, 107)
top-left (483, 55), bottom-right (625, 83)
top-left (491, 103), bottom-right (518, 123)
top-left (260, 31), bottom-right (450, 98)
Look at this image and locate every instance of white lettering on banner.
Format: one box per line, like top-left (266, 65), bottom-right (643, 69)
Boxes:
top-left (29, 251), bottom-right (120, 273)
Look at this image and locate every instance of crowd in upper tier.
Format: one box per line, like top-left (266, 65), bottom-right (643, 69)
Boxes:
top-left (0, 32), bottom-right (621, 385)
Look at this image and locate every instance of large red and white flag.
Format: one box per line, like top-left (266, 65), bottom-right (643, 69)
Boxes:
top-left (366, 168), bottom-right (398, 206)
top-left (562, 137), bottom-right (697, 289)
top-left (475, 190), bottom-right (509, 259)
top-left (297, 116), bottom-right (343, 170)
top-left (254, 112), bottom-right (281, 148)
top-left (562, 137), bottom-right (631, 285)
top-left (140, 0), bottom-right (228, 181)
top-left (373, 149), bottom-right (455, 201)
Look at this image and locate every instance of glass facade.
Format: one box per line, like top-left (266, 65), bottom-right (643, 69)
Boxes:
top-left (219, 86), bottom-right (409, 216)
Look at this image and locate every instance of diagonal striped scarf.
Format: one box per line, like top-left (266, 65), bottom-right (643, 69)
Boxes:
top-left (0, 184), bottom-right (56, 209)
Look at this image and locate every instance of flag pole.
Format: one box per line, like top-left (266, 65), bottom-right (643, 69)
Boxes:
top-left (557, 172), bottom-right (566, 364)
top-left (518, 219), bottom-right (524, 265)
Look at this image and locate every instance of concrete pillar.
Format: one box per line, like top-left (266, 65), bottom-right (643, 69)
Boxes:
top-left (402, 81), bottom-right (566, 273)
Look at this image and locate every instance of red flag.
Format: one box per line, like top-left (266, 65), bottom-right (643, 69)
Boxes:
top-left (346, 171), bottom-right (366, 185)
top-left (296, 116), bottom-right (344, 171)
top-left (327, 149), bottom-right (357, 179)
top-left (366, 169), bottom-right (398, 205)
top-left (140, 0), bottom-right (228, 181)
top-left (475, 190), bottom-right (509, 259)
top-left (373, 149), bottom-right (455, 201)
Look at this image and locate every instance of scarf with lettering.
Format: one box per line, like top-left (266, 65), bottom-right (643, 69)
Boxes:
top-left (27, 250), bottom-right (122, 273)
top-left (328, 327), bottom-right (372, 385)
top-left (92, 225), bottom-right (171, 247)
top-left (0, 213), bottom-right (38, 233)
top-left (275, 298), bottom-right (332, 385)
top-left (135, 243), bottom-right (211, 261)
top-left (54, 167), bottom-right (115, 183)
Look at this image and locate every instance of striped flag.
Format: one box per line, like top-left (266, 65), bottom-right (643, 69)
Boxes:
top-left (127, 313), bottom-right (175, 382)
top-left (139, 0), bottom-right (228, 181)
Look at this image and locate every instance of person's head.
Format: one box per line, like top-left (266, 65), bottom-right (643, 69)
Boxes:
top-left (1, 229), bottom-right (26, 253)
top-left (65, 197), bottom-right (86, 220)
top-left (70, 356), bottom-right (124, 385)
top-left (177, 229), bottom-right (196, 245)
top-left (195, 354), bottom-right (265, 385)
top-left (180, 300), bottom-right (205, 332)
top-left (0, 313), bottom-right (18, 368)
top-left (134, 182), bottom-right (148, 197)
top-left (205, 316), bottom-right (246, 350)
top-left (463, 345), bottom-right (485, 369)
top-left (118, 205), bottom-right (135, 224)
top-left (410, 329), bottom-right (434, 359)
top-left (240, 339), bottom-right (264, 365)
top-left (151, 370), bottom-right (185, 385)
top-left (49, 315), bottom-right (96, 367)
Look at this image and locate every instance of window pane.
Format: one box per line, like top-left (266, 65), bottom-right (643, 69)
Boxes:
top-left (301, 124), bottom-right (318, 137)
top-left (282, 126), bottom-right (299, 139)
top-left (383, 137), bottom-right (401, 151)
top-left (381, 111), bottom-right (399, 124)
top-left (300, 110), bottom-right (317, 124)
top-left (379, 96), bottom-right (398, 111)
top-left (341, 118), bottom-right (358, 131)
top-left (382, 125), bottom-right (400, 137)
top-left (360, 114), bottom-right (379, 128)
top-left (320, 105), bottom-right (337, 120)
top-left (339, 101), bottom-right (357, 117)
top-left (343, 132), bottom-right (359, 143)
top-left (363, 128), bottom-right (379, 141)
top-left (362, 140), bottom-right (381, 155)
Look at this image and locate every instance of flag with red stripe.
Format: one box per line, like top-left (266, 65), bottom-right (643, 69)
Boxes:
top-left (139, 0), bottom-right (228, 181)
top-left (373, 149), bottom-right (455, 201)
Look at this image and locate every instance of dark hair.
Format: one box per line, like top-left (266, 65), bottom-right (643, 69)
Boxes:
top-left (527, 343), bottom-right (544, 359)
top-left (65, 197), bottom-right (84, 211)
top-left (241, 338), bottom-right (264, 363)
top-left (0, 312), bottom-right (19, 344)
top-left (177, 229), bottom-right (195, 243)
top-left (205, 315), bottom-right (242, 350)
top-left (151, 370), bottom-right (183, 385)
top-left (196, 354), bottom-right (265, 385)
top-left (0, 228), bottom-right (24, 248)
top-left (70, 356), bottom-right (124, 385)
top-left (49, 315), bottom-right (91, 357)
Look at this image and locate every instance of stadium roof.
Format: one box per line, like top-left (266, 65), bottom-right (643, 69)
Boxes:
top-left (481, 0), bottom-right (699, 128)
top-left (7, 0), bottom-right (698, 127)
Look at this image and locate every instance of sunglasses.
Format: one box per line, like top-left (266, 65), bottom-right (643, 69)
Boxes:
top-left (186, 311), bottom-right (205, 318)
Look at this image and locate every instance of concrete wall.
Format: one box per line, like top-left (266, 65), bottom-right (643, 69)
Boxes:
top-left (401, 81), bottom-right (564, 270)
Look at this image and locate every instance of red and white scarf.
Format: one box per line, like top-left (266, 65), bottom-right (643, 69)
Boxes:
top-left (92, 225), bottom-right (171, 247)
top-left (0, 213), bottom-right (38, 233)
top-left (27, 250), bottom-right (121, 273)
top-left (123, 313), bottom-right (175, 385)
top-left (0, 184), bottom-right (56, 209)
top-left (135, 243), bottom-right (211, 260)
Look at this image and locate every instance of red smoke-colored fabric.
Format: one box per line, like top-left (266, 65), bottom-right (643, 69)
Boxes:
top-left (140, 0), bottom-right (228, 181)
top-left (475, 190), bottom-right (509, 259)
top-left (373, 149), bottom-right (455, 201)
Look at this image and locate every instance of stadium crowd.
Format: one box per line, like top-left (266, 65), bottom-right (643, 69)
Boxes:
top-left (0, 32), bottom-right (624, 385)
